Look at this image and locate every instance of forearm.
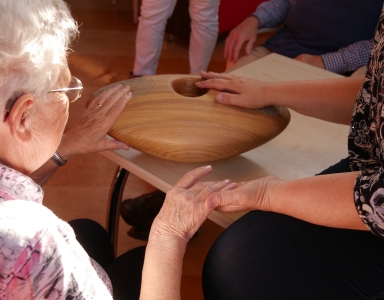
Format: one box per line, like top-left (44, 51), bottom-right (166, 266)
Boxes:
top-left (263, 76), bottom-right (363, 124)
top-left (269, 171), bottom-right (367, 230)
top-left (140, 235), bottom-right (186, 300)
top-left (29, 159), bottom-right (59, 186)
top-left (322, 39), bottom-right (373, 74)
top-left (29, 136), bottom-right (74, 186)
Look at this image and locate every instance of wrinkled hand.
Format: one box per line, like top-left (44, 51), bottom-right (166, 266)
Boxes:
top-left (151, 166), bottom-right (236, 244)
top-left (225, 17), bottom-right (259, 62)
top-left (294, 54), bottom-right (325, 69)
top-left (195, 71), bottom-right (272, 109)
top-left (58, 84), bottom-right (132, 159)
top-left (207, 176), bottom-right (278, 214)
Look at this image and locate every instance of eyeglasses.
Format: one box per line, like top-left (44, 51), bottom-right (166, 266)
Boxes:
top-left (48, 76), bottom-right (83, 103)
top-left (3, 76), bottom-right (83, 122)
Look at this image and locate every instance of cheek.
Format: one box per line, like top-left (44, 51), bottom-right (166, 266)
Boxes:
top-left (49, 100), bottom-right (69, 134)
top-left (58, 101), bottom-right (69, 131)
top-left (37, 100), bottom-right (68, 147)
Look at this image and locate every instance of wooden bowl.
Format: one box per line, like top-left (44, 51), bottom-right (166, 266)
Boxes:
top-left (89, 75), bottom-right (290, 162)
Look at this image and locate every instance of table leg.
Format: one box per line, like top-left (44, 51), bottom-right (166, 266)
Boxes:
top-left (106, 166), bottom-right (129, 256)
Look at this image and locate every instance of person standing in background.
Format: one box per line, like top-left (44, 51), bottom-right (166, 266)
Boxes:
top-left (131, 0), bottom-right (220, 77)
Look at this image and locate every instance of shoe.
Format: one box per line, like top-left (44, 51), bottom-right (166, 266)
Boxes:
top-left (120, 190), bottom-right (165, 241)
top-left (129, 71), bottom-right (142, 79)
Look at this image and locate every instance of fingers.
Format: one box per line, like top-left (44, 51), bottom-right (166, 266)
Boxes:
top-left (294, 54), bottom-right (305, 63)
top-left (89, 84), bottom-right (122, 107)
top-left (216, 92), bottom-right (248, 107)
top-left (245, 37), bottom-right (256, 55)
top-left (174, 166), bottom-right (213, 189)
top-left (206, 188), bottom-right (235, 210)
top-left (197, 179), bottom-right (232, 202)
top-left (225, 36), bottom-right (242, 62)
top-left (102, 138), bottom-right (130, 151)
top-left (196, 73), bottom-right (239, 94)
top-left (84, 84), bottom-right (132, 133)
top-left (224, 34), bottom-right (235, 60)
top-left (200, 71), bottom-right (235, 81)
top-left (93, 84), bottom-right (132, 112)
top-left (231, 38), bottom-right (244, 62)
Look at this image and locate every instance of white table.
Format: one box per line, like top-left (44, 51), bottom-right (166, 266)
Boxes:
top-left (102, 53), bottom-right (350, 249)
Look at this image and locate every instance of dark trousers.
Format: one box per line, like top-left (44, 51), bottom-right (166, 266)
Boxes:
top-left (68, 219), bottom-right (145, 300)
top-left (202, 158), bottom-right (384, 299)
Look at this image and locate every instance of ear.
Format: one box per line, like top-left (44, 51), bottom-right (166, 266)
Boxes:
top-left (7, 94), bottom-right (34, 143)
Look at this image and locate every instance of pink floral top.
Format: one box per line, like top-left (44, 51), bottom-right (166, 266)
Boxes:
top-left (0, 164), bottom-right (113, 299)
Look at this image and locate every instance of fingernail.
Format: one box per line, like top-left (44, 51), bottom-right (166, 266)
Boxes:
top-left (205, 165), bottom-right (212, 169)
top-left (217, 94), bottom-right (223, 102)
top-left (114, 84), bottom-right (123, 89)
top-left (224, 179), bottom-right (230, 183)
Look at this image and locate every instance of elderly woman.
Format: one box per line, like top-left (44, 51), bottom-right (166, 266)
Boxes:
top-left (193, 6), bottom-right (384, 300)
top-left (0, 0), bottom-right (235, 299)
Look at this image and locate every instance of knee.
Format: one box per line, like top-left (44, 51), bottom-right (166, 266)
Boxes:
top-left (189, 2), bottom-right (219, 32)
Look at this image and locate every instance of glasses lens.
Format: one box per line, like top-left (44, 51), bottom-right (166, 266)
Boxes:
top-left (67, 77), bottom-right (83, 103)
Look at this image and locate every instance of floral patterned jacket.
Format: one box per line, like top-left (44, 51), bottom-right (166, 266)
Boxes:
top-left (350, 6), bottom-right (384, 238)
top-left (0, 164), bottom-right (112, 299)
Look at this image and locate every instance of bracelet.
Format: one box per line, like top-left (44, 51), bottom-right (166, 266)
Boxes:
top-left (51, 151), bottom-right (67, 166)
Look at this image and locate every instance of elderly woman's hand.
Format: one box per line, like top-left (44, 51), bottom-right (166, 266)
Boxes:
top-left (150, 166), bottom-right (235, 245)
top-left (58, 84), bottom-right (132, 159)
top-left (195, 71), bottom-right (273, 109)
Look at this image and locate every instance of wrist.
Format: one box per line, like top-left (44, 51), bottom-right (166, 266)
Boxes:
top-left (249, 176), bottom-right (281, 213)
top-left (51, 151), bottom-right (67, 166)
top-left (259, 81), bottom-right (277, 107)
top-left (148, 230), bottom-right (188, 254)
top-left (55, 134), bottom-right (76, 160)
top-left (267, 178), bottom-right (287, 214)
top-left (151, 217), bottom-right (191, 246)
top-left (262, 81), bottom-right (295, 109)
top-left (247, 15), bottom-right (260, 29)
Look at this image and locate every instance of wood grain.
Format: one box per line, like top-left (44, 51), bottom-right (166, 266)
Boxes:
top-left (89, 74), bottom-right (290, 162)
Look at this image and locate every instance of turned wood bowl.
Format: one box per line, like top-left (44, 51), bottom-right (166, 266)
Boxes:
top-left (89, 75), bottom-right (290, 162)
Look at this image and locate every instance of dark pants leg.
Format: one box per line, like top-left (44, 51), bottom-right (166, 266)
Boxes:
top-left (202, 158), bottom-right (384, 300)
top-left (104, 247), bottom-right (146, 300)
top-left (68, 218), bottom-right (115, 269)
top-left (316, 157), bottom-right (350, 175)
top-left (68, 219), bottom-right (145, 300)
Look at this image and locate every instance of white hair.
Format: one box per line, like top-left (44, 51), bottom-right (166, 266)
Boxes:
top-left (0, 0), bottom-right (78, 108)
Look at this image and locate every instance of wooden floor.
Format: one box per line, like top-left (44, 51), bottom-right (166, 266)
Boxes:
top-left (43, 0), bottom-right (228, 299)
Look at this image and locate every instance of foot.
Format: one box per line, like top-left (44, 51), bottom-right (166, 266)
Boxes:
top-left (120, 190), bottom-right (165, 241)
top-left (129, 71), bottom-right (142, 79)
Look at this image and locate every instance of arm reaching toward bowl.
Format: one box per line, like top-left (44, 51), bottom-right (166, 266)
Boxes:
top-left (196, 71), bottom-right (364, 125)
top-left (140, 166), bottom-right (236, 300)
top-left (30, 84), bottom-right (132, 185)
top-left (207, 171), bottom-right (366, 231)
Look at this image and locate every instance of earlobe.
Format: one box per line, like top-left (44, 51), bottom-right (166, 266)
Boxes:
top-left (7, 94), bottom-right (34, 143)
